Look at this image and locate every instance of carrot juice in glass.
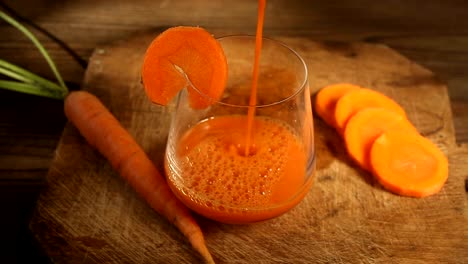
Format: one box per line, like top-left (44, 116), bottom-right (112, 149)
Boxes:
top-left (165, 36), bottom-right (315, 224)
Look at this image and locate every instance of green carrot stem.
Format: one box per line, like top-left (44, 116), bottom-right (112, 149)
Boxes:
top-left (0, 80), bottom-right (64, 99)
top-left (0, 65), bottom-right (30, 83)
top-left (0, 11), bottom-right (68, 95)
top-left (0, 59), bottom-right (64, 91)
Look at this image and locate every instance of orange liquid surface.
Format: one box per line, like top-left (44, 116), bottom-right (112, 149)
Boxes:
top-left (165, 115), bottom-right (313, 224)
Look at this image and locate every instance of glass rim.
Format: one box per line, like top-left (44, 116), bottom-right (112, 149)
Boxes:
top-left (187, 34), bottom-right (309, 109)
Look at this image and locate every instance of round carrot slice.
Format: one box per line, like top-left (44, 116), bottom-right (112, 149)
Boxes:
top-left (142, 26), bottom-right (228, 109)
top-left (344, 107), bottom-right (418, 171)
top-left (334, 88), bottom-right (407, 133)
top-left (370, 130), bottom-right (448, 197)
top-left (314, 83), bottom-right (361, 128)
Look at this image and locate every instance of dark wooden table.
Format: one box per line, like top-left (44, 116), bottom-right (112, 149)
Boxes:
top-left (1, 0), bottom-right (467, 263)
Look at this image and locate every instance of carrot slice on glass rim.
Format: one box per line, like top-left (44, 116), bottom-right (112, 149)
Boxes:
top-left (141, 26), bottom-right (228, 109)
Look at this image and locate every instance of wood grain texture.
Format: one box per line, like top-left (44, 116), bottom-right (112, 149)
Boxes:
top-left (30, 32), bottom-right (467, 264)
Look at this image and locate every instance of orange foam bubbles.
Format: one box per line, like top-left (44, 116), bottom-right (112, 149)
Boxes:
top-left (165, 115), bottom-right (314, 224)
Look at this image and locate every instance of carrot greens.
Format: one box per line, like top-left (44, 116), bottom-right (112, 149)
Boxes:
top-left (0, 11), bottom-right (68, 99)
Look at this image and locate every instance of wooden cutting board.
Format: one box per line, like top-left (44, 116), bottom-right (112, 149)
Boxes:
top-left (30, 31), bottom-right (467, 264)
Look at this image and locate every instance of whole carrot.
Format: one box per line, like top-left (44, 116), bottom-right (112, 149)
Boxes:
top-left (64, 90), bottom-right (214, 264)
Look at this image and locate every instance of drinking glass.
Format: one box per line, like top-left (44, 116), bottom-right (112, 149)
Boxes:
top-left (165, 35), bottom-right (315, 224)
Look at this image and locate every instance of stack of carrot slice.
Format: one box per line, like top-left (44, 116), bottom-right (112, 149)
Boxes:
top-left (314, 83), bottom-right (449, 197)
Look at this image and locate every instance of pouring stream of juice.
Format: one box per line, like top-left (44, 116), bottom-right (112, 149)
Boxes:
top-left (245, 0), bottom-right (266, 156)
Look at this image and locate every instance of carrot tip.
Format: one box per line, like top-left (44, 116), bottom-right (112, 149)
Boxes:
top-left (186, 229), bottom-right (215, 263)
